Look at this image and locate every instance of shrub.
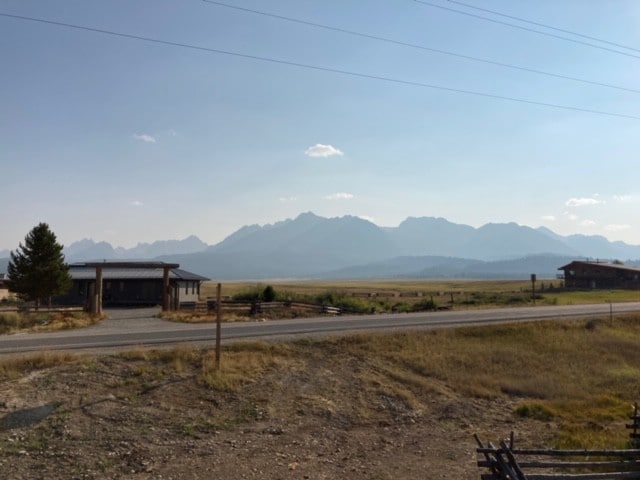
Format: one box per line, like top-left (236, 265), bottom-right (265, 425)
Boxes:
top-left (232, 286), bottom-right (263, 302)
top-left (315, 290), bottom-right (373, 314)
top-left (262, 285), bottom-right (276, 302)
top-left (516, 402), bottom-right (556, 421)
top-left (391, 302), bottom-right (412, 313)
top-left (233, 285), bottom-right (279, 303)
top-left (411, 298), bottom-right (437, 312)
top-left (0, 312), bottom-right (22, 331)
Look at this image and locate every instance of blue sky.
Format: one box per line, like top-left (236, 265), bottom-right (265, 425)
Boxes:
top-left (2, 0), bottom-right (640, 251)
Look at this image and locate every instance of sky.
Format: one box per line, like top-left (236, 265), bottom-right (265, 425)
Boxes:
top-left (2, 0), bottom-right (640, 251)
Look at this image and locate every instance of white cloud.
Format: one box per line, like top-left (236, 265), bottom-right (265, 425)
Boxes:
top-left (564, 212), bottom-right (579, 221)
top-left (324, 192), bottom-right (354, 200)
top-left (605, 224), bottom-right (631, 232)
top-left (541, 215), bottom-right (556, 221)
top-left (580, 219), bottom-right (596, 227)
top-left (565, 197), bottom-right (603, 207)
top-left (133, 133), bottom-right (157, 143)
top-left (613, 194), bottom-right (640, 203)
top-left (131, 200), bottom-right (144, 207)
top-left (278, 196), bottom-right (297, 203)
top-left (305, 144), bottom-right (344, 158)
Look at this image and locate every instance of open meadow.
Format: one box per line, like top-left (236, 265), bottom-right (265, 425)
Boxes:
top-left (201, 279), bottom-right (640, 311)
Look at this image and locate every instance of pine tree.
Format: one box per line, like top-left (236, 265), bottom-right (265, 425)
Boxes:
top-left (7, 223), bottom-right (72, 309)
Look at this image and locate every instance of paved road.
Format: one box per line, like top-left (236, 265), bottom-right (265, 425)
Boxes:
top-left (1, 302), bottom-right (639, 355)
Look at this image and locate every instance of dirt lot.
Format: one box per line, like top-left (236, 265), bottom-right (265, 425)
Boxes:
top-left (0, 339), bottom-right (561, 480)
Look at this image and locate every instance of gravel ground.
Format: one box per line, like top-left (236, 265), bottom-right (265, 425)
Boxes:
top-left (0, 341), bottom-right (556, 480)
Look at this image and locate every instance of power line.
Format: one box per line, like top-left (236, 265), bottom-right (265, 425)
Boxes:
top-left (202, 0), bottom-right (640, 95)
top-left (1, 12), bottom-right (638, 121)
top-left (448, 0), bottom-right (640, 54)
top-left (413, 0), bottom-right (640, 61)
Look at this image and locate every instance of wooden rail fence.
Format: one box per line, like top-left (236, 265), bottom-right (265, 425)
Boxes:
top-left (178, 300), bottom-right (342, 316)
top-left (476, 405), bottom-right (640, 479)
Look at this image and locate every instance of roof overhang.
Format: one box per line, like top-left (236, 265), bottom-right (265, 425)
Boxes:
top-left (79, 261), bottom-right (180, 269)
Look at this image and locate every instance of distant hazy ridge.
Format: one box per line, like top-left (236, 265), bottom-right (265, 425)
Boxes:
top-left (1, 213), bottom-right (639, 280)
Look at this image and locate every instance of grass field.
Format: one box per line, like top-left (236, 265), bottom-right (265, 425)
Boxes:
top-left (200, 279), bottom-right (640, 311)
top-left (324, 314), bottom-right (640, 449)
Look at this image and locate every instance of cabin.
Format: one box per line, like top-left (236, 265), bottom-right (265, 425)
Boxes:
top-left (57, 262), bottom-right (209, 308)
top-left (558, 260), bottom-right (640, 289)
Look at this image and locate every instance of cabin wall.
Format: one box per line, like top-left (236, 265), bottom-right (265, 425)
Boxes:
top-left (563, 264), bottom-right (640, 289)
top-left (57, 279), bottom-right (202, 306)
top-left (177, 280), bottom-right (200, 303)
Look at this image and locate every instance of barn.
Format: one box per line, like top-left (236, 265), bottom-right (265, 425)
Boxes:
top-left (57, 261), bottom-right (209, 308)
top-left (558, 260), bottom-right (640, 289)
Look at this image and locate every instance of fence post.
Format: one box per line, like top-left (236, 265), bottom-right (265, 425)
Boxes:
top-left (531, 273), bottom-right (536, 305)
top-left (610, 301), bottom-right (613, 322)
top-left (215, 283), bottom-right (222, 370)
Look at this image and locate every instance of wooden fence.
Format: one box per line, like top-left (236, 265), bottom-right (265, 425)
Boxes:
top-left (178, 300), bottom-right (342, 316)
top-left (476, 406), bottom-right (640, 479)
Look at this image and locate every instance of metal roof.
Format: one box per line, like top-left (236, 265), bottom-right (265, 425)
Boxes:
top-left (558, 261), bottom-right (640, 273)
top-left (68, 265), bottom-right (209, 281)
top-left (74, 261), bottom-right (179, 269)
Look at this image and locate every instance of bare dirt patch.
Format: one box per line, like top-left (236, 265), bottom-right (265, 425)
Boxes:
top-left (0, 341), bottom-right (557, 480)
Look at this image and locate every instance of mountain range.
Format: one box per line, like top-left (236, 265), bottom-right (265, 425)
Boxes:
top-left (62, 235), bottom-right (208, 261)
top-left (1, 212), bottom-right (639, 279)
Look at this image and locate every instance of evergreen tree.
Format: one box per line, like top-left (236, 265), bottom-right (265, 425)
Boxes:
top-left (262, 285), bottom-right (276, 302)
top-left (8, 223), bottom-right (72, 309)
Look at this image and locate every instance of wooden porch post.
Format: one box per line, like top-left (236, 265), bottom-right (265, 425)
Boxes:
top-left (95, 266), bottom-right (103, 315)
top-left (173, 284), bottom-right (179, 311)
top-left (88, 282), bottom-right (96, 313)
top-left (162, 267), bottom-right (170, 311)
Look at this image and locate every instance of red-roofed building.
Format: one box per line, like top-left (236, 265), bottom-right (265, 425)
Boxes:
top-left (559, 261), bottom-right (640, 289)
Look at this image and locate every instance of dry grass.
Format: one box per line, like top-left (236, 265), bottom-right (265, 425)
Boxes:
top-left (6, 313), bottom-right (640, 450)
top-left (159, 311), bottom-right (217, 324)
top-left (116, 342), bottom-right (299, 392)
top-left (0, 351), bottom-right (86, 380)
top-left (0, 310), bottom-right (102, 333)
top-left (159, 310), bottom-right (270, 323)
top-left (542, 289), bottom-right (640, 305)
top-left (148, 314), bottom-right (639, 447)
top-left (116, 315), bottom-right (640, 444)
top-left (320, 315), bottom-right (640, 448)
top-left (202, 279), bottom-right (539, 299)
top-left (200, 342), bottom-right (298, 391)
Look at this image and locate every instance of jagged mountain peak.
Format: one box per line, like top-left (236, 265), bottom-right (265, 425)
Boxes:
top-left (63, 235), bottom-right (208, 262)
top-left (5, 212), bottom-right (640, 279)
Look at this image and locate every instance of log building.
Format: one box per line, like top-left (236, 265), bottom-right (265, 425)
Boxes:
top-left (559, 260), bottom-right (640, 289)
